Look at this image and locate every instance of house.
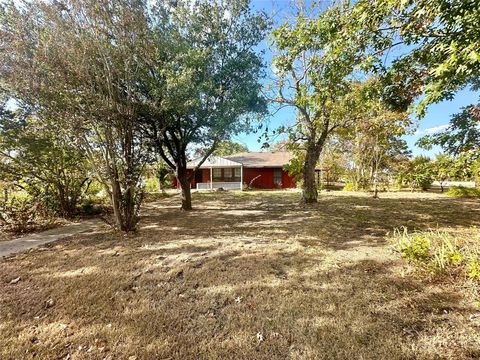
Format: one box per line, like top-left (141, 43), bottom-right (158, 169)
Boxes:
top-left (173, 151), bottom-right (297, 190)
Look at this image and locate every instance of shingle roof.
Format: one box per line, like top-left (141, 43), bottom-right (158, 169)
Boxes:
top-left (224, 152), bottom-right (293, 168)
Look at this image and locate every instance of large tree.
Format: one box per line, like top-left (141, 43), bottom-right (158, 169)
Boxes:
top-left (0, 0), bottom-right (160, 230)
top-left (144, 0), bottom-right (268, 211)
top-left (271, 3), bottom-right (378, 203)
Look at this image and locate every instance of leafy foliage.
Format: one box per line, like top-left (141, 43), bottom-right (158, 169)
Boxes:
top-left (0, 105), bottom-right (89, 217)
top-left (353, 0), bottom-right (480, 114)
top-left (418, 103), bottom-right (480, 155)
top-left (271, 3), bottom-right (377, 203)
top-left (398, 156), bottom-right (433, 191)
top-left (145, 0), bottom-right (268, 210)
top-left (0, 0), bottom-right (154, 230)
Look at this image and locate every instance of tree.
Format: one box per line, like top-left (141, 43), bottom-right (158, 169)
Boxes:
top-left (0, 106), bottom-right (89, 217)
top-left (194, 141), bottom-right (249, 158)
top-left (144, 0), bottom-right (268, 211)
top-left (431, 154), bottom-right (455, 193)
top-left (401, 156), bottom-right (433, 191)
top-left (352, 0), bottom-right (480, 115)
top-left (271, 3), bottom-right (370, 203)
top-left (339, 79), bottom-right (411, 196)
top-left (417, 103), bottom-right (480, 156)
top-left (214, 141), bottom-right (249, 157)
top-left (1, 0), bottom-right (157, 231)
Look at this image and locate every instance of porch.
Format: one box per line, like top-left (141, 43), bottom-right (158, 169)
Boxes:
top-left (187, 155), bottom-right (244, 191)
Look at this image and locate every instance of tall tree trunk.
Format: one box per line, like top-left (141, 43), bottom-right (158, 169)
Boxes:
top-left (122, 124), bottom-right (138, 231)
top-left (176, 162), bottom-right (192, 211)
top-left (123, 186), bottom-right (137, 231)
top-left (302, 146), bottom-right (319, 203)
top-left (111, 178), bottom-right (125, 230)
top-left (373, 170), bottom-right (379, 198)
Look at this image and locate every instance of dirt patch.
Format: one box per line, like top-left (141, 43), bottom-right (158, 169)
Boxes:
top-left (1, 191), bottom-right (479, 359)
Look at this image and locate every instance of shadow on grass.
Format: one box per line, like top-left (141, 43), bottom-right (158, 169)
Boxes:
top-left (1, 191), bottom-right (479, 359)
top-left (1, 238), bottom-right (478, 359)
top-left (138, 191), bottom-right (480, 252)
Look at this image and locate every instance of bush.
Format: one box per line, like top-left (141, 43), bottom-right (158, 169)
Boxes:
top-left (389, 227), bottom-right (480, 281)
top-left (343, 182), bottom-right (357, 191)
top-left (446, 186), bottom-right (480, 198)
top-left (145, 177), bottom-right (160, 193)
top-left (0, 196), bottom-right (57, 234)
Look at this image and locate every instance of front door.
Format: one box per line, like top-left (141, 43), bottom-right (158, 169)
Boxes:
top-left (194, 169), bottom-right (203, 188)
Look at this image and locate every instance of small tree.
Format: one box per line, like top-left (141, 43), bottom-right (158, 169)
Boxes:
top-left (431, 154), bottom-right (456, 193)
top-left (0, 107), bottom-right (89, 217)
top-left (403, 156), bottom-right (433, 191)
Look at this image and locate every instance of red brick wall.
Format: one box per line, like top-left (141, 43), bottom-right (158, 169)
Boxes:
top-left (243, 168), bottom-right (296, 189)
top-left (173, 167), bottom-right (296, 189)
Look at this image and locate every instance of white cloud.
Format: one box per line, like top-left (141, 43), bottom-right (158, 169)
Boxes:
top-left (414, 124), bottom-right (450, 136)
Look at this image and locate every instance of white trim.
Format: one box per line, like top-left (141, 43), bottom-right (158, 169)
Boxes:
top-left (240, 165), bottom-right (243, 190)
top-left (197, 182), bottom-right (242, 190)
top-left (187, 155), bottom-right (242, 169)
top-left (209, 167), bottom-right (213, 190)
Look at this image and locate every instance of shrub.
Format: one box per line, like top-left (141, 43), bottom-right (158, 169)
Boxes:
top-left (468, 258), bottom-right (480, 281)
top-left (343, 182), bottom-right (357, 191)
top-left (395, 231), bottom-right (431, 263)
top-left (145, 177), bottom-right (160, 193)
top-left (446, 186), bottom-right (480, 198)
top-left (389, 227), bottom-right (480, 280)
top-left (0, 196), bottom-right (56, 234)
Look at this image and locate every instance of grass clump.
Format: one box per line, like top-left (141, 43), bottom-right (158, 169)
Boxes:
top-left (446, 186), bottom-right (480, 198)
top-left (343, 182), bottom-right (357, 191)
top-left (390, 227), bottom-right (480, 281)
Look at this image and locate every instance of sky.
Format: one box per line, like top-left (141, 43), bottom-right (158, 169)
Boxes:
top-left (231, 0), bottom-right (479, 158)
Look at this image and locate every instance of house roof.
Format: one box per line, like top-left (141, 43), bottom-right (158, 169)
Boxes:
top-left (186, 155), bottom-right (242, 169)
top-left (224, 152), bottom-right (293, 168)
top-left (186, 151), bottom-right (294, 169)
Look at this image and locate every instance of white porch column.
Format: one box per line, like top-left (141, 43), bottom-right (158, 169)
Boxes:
top-left (210, 167), bottom-right (213, 190)
top-left (240, 165), bottom-right (243, 190)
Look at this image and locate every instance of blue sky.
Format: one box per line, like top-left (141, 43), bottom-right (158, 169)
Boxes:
top-left (232, 0), bottom-right (479, 158)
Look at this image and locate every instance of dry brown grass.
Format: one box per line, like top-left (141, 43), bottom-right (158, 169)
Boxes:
top-left (1, 190), bottom-right (480, 359)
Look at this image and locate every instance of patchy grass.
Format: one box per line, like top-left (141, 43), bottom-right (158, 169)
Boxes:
top-left (1, 191), bottom-right (480, 359)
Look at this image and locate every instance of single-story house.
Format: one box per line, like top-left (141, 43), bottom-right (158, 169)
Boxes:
top-left (173, 151), bottom-right (297, 190)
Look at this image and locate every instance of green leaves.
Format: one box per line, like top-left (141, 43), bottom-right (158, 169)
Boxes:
top-left (417, 102), bottom-right (480, 155)
top-left (353, 0), bottom-right (480, 114)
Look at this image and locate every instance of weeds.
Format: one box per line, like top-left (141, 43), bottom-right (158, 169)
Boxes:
top-left (446, 186), bottom-right (480, 198)
top-left (390, 227), bottom-right (480, 282)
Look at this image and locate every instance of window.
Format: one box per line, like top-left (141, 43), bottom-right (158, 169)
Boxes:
top-left (233, 168), bottom-right (241, 181)
top-left (274, 168), bottom-right (282, 185)
top-left (213, 168), bottom-right (222, 181)
top-left (224, 168), bottom-right (232, 179)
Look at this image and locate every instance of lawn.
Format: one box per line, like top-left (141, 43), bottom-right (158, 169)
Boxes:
top-left (1, 190), bottom-right (480, 359)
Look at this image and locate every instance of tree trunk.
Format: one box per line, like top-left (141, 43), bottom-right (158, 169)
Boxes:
top-left (111, 178), bottom-right (125, 230)
top-left (373, 164), bottom-right (379, 199)
top-left (176, 164), bottom-right (192, 211)
top-left (302, 146), bottom-right (319, 203)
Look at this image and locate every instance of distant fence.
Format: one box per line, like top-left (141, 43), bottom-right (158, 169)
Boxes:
top-left (196, 182), bottom-right (242, 190)
top-left (431, 181), bottom-right (476, 188)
